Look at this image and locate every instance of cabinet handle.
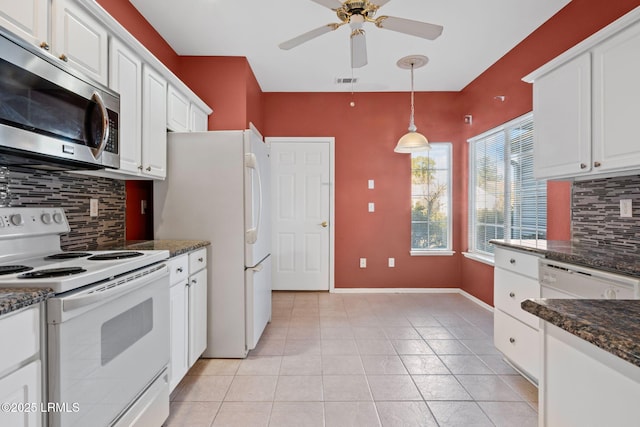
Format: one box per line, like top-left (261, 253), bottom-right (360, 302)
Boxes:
top-left (509, 292), bottom-right (515, 298)
top-left (39, 41), bottom-right (50, 51)
top-left (594, 161), bottom-right (601, 168)
top-left (146, 166), bottom-right (152, 171)
top-left (137, 165), bottom-right (143, 170)
top-left (509, 337), bottom-right (516, 344)
top-left (580, 163), bottom-right (587, 169)
top-left (59, 53), bottom-right (68, 62)
top-left (198, 257), bottom-right (204, 262)
top-left (176, 267), bottom-right (183, 273)
top-left (509, 258), bottom-right (516, 264)
top-left (191, 279), bottom-right (197, 285)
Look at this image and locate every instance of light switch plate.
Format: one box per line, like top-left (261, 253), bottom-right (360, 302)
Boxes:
top-left (368, 179), bottom-right (375, 189)
top-left (368, 202), bottom-right (375, 212)
top-left (388, 258), bottom-right (395, 267)
top-left (620, 199), bottom-right (632, 218)
top-left (359, 258), bottom-right (367, 268)
top-left (90, 199), bottom-right (98, 217)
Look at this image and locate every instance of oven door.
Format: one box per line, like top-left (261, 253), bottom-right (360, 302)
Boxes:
top-left (47, 265), bottom-right (169, 427)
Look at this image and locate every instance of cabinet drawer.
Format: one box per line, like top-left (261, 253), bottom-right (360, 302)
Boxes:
top-left (189, 248), bottom-right (207, 274)
top-left (167, 255), bottom-right (189, 286)
top-left (0, 305), bottom-right (39, 373)
top-left (494, 247), bottom-right (541, 278)
top-left (494, 268), bottom-right (540, 329)
top-left (494, 309), bottom-right (539, 381)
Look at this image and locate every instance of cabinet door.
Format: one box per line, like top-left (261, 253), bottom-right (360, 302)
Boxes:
top-left (592, 21), bottom-right (640, 172)
top-left (188, 268), bottom-right (207, 367)
top-left (533, 52), bottom-right (591, 180)
top-left (51, 0), bottom-right (108, 85)
top-left (0, 360), bottom-right (42, 427)
top-left (109, 38), bottom-right (142, 175)
top-left (167, 86), bottom-right (190, 132)
top-left (190, 104), bottom-right (209, 131)
top-left (169, 281), bottom-right (188, 392)
top-left (0, 0), bottom-right (49, 48)
top-left (142, 65), bottom-right (167, 179)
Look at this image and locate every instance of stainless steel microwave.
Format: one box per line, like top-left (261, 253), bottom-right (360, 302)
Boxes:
top-left (0, 27), bottom-right (119, 170)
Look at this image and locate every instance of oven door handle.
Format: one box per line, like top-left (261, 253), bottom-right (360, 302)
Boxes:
top-left (61, 265), bottom-right (168, 313)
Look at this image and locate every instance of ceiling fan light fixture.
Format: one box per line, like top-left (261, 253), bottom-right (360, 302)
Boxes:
top-left (394, 55), bottom-right (430, 153)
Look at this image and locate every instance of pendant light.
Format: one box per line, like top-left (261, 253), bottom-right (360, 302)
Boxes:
top-left (394, 55), bottom-right (430, 153)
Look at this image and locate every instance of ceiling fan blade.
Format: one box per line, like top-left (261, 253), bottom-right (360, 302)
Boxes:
top-left (311, 0), bottom-right (344, 10)
top-left (375, 16), bottom-right (443, 40)
top-left (279, 23), bottom-right (342, 50)
top-left (350, 30), bottom-right (367, 68)
top-left (369, 0), bottom-right (391, 7)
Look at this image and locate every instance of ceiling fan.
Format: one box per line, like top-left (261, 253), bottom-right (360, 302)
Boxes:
top-left (278, 0), bottom-right (443, 68)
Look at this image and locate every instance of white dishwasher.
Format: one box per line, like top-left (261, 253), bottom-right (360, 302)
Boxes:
top-left (539, 259), bottom-right (640, 299)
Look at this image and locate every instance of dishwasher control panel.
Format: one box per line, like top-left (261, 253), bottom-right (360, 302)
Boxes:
top-left (539, 260), bottom-right (640, 299)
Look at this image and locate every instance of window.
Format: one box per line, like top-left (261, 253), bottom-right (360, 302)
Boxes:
top-left (411, 143), bottom-right (453, 255)
top-left (468, 113), bottom-right (546, 256)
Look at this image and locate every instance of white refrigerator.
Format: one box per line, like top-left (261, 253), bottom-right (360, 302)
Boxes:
top-left (154, 126), bottom-right (271, 358)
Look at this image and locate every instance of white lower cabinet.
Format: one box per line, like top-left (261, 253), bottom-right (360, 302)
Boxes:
top-left (540, 322), bottom-right (640, 427)
top-left (167, 247), bottom-right (208, 391)
top-left (0, 305), bottom-right (43, 427)
top-left (493, 246), bottom-right (542, 382)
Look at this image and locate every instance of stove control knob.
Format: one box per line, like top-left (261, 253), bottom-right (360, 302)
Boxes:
top-left (10, 214), bottom-right (23, 226)
top-left (41, 213), bottom-right (52, 224)
top-left (53, 212), bottom-right (64, 224)
top-left (604, 288), bottom-right (617, 299)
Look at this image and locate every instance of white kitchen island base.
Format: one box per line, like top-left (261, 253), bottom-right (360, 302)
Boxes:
top-left (539, 322), bottom-right (640, 427)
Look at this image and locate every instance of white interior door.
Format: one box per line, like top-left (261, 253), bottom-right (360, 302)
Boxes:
top-left (269, 138), bottom-right (334, 291)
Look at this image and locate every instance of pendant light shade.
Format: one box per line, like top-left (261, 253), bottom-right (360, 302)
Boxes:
top-left (394, 55), bottom-right (430, 153)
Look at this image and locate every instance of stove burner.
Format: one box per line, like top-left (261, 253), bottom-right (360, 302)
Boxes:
top-left (87, 251), bottom-right (144, 261)
top-left (45, 252), bottom-right (92, 260)
top-left (18, 267), bottom-right (86, 279)
top-left (0, 265), bottom-right (33, 276)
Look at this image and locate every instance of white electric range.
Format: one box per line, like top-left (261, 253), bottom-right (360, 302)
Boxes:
top-left (0, 207), bottom-right (171, 427)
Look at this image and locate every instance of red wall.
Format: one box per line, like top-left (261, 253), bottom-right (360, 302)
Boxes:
top-left (264, 92), bottom-right (464, 288)
top-left (177, 57), bottom-right (264, 131)
top-left (458, 0), bottom-right (640, 303)
top-left (99, 0), bottom-right (640, 303)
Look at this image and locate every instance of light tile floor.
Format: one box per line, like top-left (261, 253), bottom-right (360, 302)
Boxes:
top-left (164, 291), bottom-right (538, 427)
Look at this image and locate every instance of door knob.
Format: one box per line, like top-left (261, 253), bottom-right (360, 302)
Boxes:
top-left (320, 221), bottom-right (328, 228)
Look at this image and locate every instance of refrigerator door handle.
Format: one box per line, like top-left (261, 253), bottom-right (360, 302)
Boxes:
top-left (245, 153), bottom-right (262, 244)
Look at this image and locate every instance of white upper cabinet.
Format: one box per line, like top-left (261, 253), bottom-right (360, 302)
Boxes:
top-left (109, 37), bottom-right (143, 175)
top-left (525, 8), bottom-right (640, 180)
top-left (0, 0), bottom-right (49, 48)
top-left (532, 53), bottom-right (591, 179)
top-left (592, 20), bottom-right (640, 172)
top-left (51, 0), bottom-right (108, 85)
top-left (142, 65), bottom-right (168, 180)
top-left (190, 104), bottom-right (209, 132)
top-left (167, 85), bottom-right (190, 132)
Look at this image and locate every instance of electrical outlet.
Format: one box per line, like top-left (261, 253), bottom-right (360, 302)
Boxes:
top-left (90, 199), bottom-right (98, 217)
top-left (368, 202), bottom-right (375, 212)
top-left (620, 199), bottom-right (633, 218)
top-left (359, 258), bottom-right (367, 268)
top-left (388, 258), bottom-right (395, 267)
top-left (368, 179), bottom-right (375, 189)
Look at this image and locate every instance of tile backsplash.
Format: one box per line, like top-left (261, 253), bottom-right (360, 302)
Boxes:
top-left (0, 166), bottom-right (125, 250)
top-left (572, 175), bottom-right (640, 254)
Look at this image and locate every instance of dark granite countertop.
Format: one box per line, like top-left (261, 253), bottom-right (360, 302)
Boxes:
top-left (120, 240), bottom-right (210, 258)
top-left (522, 298), bottom-right (640, 368)
top-left (0, 288), bottom-right (54, 317)
top-left (491, 239), bottom-right (640, 278)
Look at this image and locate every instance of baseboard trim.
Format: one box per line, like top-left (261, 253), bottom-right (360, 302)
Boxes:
top-left (331, 287), bottom-right (494, 312)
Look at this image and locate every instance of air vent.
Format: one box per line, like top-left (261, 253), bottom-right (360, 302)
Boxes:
top-left (336, 77), bottom-right (358, 84)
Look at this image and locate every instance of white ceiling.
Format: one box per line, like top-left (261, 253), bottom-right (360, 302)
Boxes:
top-left (129, 0), bottom-right (571, 92)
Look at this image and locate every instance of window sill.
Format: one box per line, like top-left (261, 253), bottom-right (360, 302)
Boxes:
top-left (462, 252), bottom-right (495, 266)
top-left (410, 250), bottom-right (456, 257)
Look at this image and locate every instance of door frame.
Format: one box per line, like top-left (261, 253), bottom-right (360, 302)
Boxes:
top-left (266, 136), bottom-right (335, 292)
